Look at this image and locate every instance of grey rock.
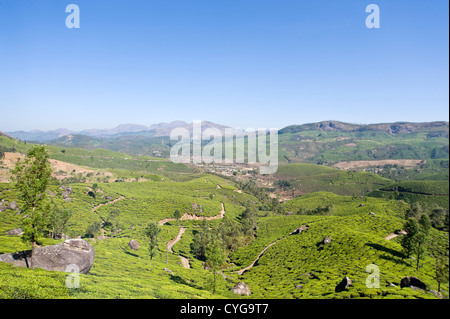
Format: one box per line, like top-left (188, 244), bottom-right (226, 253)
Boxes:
top-left (128, 239), bottom-right (140, 250)
top-left (8, 201), bottom-right (18, 210)
top-left (164, 268), bottom-right (174, 275)
top-left (335, 276), bottom-right (352, 293)
top-left (400, 276), bottom-right (427, 290)
top-left (0, 239), bottom-right (95, 274)
top-left (232, 282), bottom-right (251, 296)
top-left (6, 228), bottom-right (23, 236)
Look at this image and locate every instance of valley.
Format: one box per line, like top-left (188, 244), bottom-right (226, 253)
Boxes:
top-left (0, 121), bottom-right (448, 300)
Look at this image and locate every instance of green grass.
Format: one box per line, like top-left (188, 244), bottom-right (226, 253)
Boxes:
top-left (369, 180), bottom-right (449, 209)
top-left (275, 163), bottom-right (392, 196)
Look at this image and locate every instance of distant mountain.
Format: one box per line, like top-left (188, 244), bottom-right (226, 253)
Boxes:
top-left (5, 121), bottom-right (230, 142)
top-left (279, 121), bottom-right (449, 137)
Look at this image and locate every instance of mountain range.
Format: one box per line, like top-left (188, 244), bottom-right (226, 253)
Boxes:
top-left (6, 120), bottom-right (449, 142)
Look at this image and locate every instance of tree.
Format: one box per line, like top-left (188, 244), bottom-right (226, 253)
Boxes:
top-left (435, 256), bottom-right (449, 293)
top-left (205, 237), bottom-right (226, 294)
top-left (85, 221), bottom-right (102, 238)
top-left (145, 221), bottom-right (160, 261)
top-left (11, 145), bottom-right (53, 269)
top-left (173, 209), bottom-right (182, 220)
top-left (401, 215), bottom-right (432, 270)
top-left (415, 214), bottom-right (432, 270)
top-left (405, 202), bottom-right (423, 220)
top-left (46, 203), bottom-right (73, 239)
top-left (401, 218), bottom-right (420, 258)
top-left (192, 220), bottom-right (212, 260)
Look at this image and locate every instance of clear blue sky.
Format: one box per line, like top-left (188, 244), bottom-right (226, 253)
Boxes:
top-left (0, 0), bottom-right (448, 132)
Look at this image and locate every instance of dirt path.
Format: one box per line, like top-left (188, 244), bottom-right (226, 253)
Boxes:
top-left (158, 202), bottom-right (225, 225)
top-left (90, 195), bottom-right (125, 239)
top-left (179, 256), bottom-right (190, 269)
top-left (166, 227), bottom-right (191, 269)
top-left (91, 196), bottom-right (125, 212)
top-left (233, 225), bottom-right (309, 275)
top-left (234, 240), bottom-right (280, 275)
top-left (167, 227), bottom-right (186, 253)
top-left (333, 159), bottom-right (423, 170)
top-left (160, 203), bottom-right (227, 269)
top-left (384, 230), bottom-right (407, 240)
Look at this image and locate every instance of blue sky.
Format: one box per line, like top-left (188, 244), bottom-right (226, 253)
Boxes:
top-left (0, 0), bottom-right (448, 131)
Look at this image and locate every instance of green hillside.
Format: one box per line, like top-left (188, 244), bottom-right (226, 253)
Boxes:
top-left (0, 127), bottom-right (448, 300)
top-left (274, 163), bottom-right (392, 196)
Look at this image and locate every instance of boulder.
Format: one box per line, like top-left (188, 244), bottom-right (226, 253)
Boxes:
top-left (335, 276), bottom-right (352, 293)
top-left (7, 201), bottom-right (18, 210)
top-left (46, 190), bottom-right (56, 197)
top-left (6, 228), bottom-right (23, 236)
top-left (0, 239), bottom-right (95, 274)
top-left (164, 268), bottom-right (174, 275)
top-left (128, 239), bottom-right (140, 250)
top-left (322, 236), bottom-right (332, 244)
top-left (232, 282), bottom-right (251, 296)
top-left (400, 276), bottom-right (427, 290)
top-left (290, 225), bottom-right (309, 235)
top-left (60, 186), bottom-right (72, 199)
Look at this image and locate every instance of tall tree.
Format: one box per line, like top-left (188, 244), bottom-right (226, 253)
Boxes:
top-left (415, 214), bottom-right (432, 270)
top-left (46, 203), bottom-right (73, 239)
top-left (401, 215), bottom-right (432, 270)
top-left (401, 218), bottom-right (420, 258)
top-left (205, 237), bottom-right (226, 294)
top-left (435, 256), bottom-right (449, 293)
top-left (11, 145), bottom-right (53, 269)
top-left (145, 221), bottom-right (160, 261)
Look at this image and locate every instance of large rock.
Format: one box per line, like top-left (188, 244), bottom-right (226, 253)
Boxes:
top-left (6, 228), bottom-right (23, 236)
top-left (232, 282), bottom-right (251, 296)
top-left (128, 239), bottom-right (140, 250)
top-left (335, 276), bottom-right (352, 293)
top-left (7, 201), bottom-right (18, 210)
top-left (0, 239), bottom-right (95, 274)
top-left (60, 186), bottom-right (72, 200)
top-left (400, 276), bottom-right (427, 290)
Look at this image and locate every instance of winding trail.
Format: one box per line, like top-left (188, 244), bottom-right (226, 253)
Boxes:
top-left (91, 195), bottom-right (125, 239)
top-left (167, 227), bottom-right (191, 269)
top-left (234, 240), bottom-right (280, 275)
top-left (160, 203), bottom-right (226, 269)
top-left (167, 227), bottom-right (187, 253)
top-left (233, 225), bottom-right (309, 275)
top-left (158, 203), bottom-right (225, 225)
top-left (92, 195), bottom-right (125, 212)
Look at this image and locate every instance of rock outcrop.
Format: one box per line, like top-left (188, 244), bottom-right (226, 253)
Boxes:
top-left (6, 228), bottom-right (23, 236)
top-left (128, 239), bottom-right (140, 250)
top-left (0, 239), bottom-right (95, 274)
top-left (232, 282), bottom-right (251, 296)
top-left (400, 276), bottom-right (427, 290)
top-left (335, 276), bottom-right (352, 292)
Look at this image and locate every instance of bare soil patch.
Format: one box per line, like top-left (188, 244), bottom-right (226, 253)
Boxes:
top-left (333, 159), bottom-right (424, 170)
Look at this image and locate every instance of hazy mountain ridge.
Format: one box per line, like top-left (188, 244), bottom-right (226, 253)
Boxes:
top-left (5, 120), bottom-right (231, 142)
top-left (279, 121), bottom-right (449, 136)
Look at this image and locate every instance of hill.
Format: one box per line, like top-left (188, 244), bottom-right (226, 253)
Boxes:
top-left (277, 121), bottom-right (449, 165)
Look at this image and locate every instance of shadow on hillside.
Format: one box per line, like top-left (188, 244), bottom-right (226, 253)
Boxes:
top-left (169, 274), bottom-right (198, 289)
top-left (365, 243), bottom-right (408, 265)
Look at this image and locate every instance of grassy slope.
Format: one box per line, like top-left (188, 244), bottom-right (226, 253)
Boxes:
top-left (275, 163), bottom-right (392, 196)
top-left (368, 180), bottom-right (449, 209)
top-left (228, 193), bottom-right (448, 299)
